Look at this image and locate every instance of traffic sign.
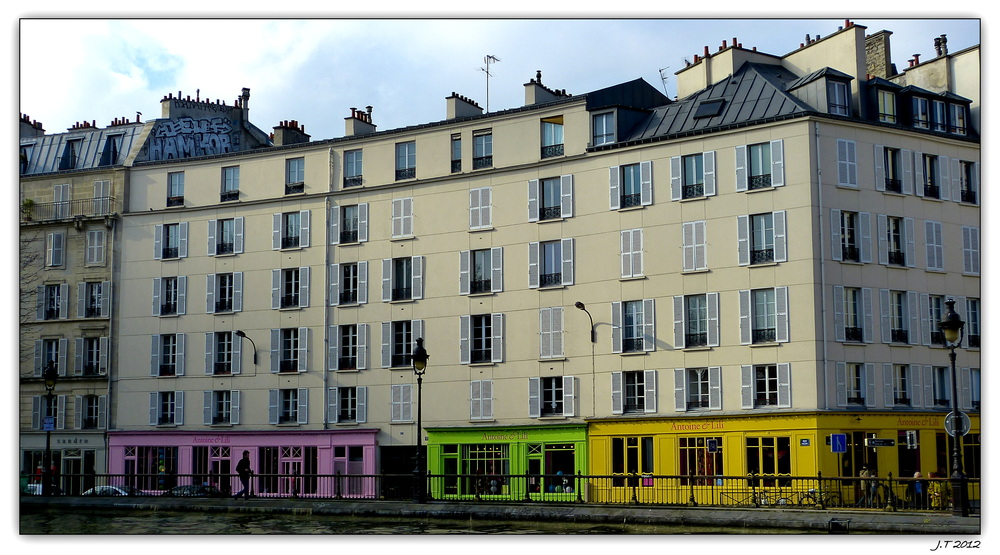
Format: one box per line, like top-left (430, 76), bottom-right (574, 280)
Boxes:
top-left (945, 412), bottom-right (971, 437)
top-left (42, 416), bottom-right (54, 432)
top-left (864, 438), bottom-right (895, 447)
top-left (830, 433), bottom-right (847, 453)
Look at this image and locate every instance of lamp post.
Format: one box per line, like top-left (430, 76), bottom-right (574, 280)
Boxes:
top-left (574, 301), bottom-right (596, 343)
top-left (938, 299), bottom-right (969, 517)
top-left (41, 361), bottom-right (57, 497)
top-left (234, 330), bottom-right (257, 365)
top-left (411, 338), bottom-right (429, 503)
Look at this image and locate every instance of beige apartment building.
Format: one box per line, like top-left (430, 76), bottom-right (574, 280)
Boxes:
top-left (99, 21), bottom-right (979, 490)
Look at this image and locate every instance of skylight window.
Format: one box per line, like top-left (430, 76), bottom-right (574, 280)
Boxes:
top-left (693, 99), bottom-right (725, 119)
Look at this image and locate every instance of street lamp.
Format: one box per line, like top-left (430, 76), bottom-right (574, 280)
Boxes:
top-left (411, 338), bottom-right (429, 503)
top-left (938, 299), bottom-right (969, 517)
top-left (42, 361), bottom-right (57, 497)
top-left (234, 330), bottom-right (257, 365)
top-left (574, 301), bottom-right (596, 343)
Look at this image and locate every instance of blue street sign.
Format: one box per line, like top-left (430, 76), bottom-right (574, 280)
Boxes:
top-left (42, 416), bottom-right (55, 432)
top-left (830, 433), bottom-right (847, 453)
top-left (706, 438), bottom-right (718, 453)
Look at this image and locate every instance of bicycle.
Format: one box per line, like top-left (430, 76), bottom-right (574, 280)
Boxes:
top-left (721, 489), bottom-right (792, 507)
top-left (796, 488), bottom-right (843, 508)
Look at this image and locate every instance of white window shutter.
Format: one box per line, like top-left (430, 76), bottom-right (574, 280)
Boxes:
top-left (480, 188), bottom-right (492, 227)
top-left (270, 329), bottom-right (280, 373)
top-left (611, 301), bottom-right (623, 353)
top-left (402, 198), bottom-right (413, 236)
top-left (491, 313), bottom-right (505, 363)
top-left (330, 204), bottom-right (341, 245)
top-left (876, 214), bottom-right (889, 265)
top-left (232, 337), bottom-right (242, 374)
top-left (611, 372), bottom-right (623, 414)
top-left (357, 261), bottom-right (368, 304)
top-left (737, 215), bottom-right (750, 266)
top-left (907, 291), bottom-right (920, 345)
top-left (459, 251), bottom-right (471, 295)
top-left (205, 332), bottom-right (215, 375)
top-left (411, 256), bottom-right (423, 300)
top-left (862, 288), bottom-right (874, 343)
top-left (674, 368), bottom-right (687, 412)
top-left (739, 289), bottom-right (751, 345)
top-left (528, 377), bottom-right (541, 418)
top-left (561, 238), bottom-right (574, 285)
top-left (773, 210), bottom-right (787, 262)
top-left (609, 166), bottom-right (620, 210)
top-left (901, 149), bottom-right (914, 194)
top-left (459, 315), bottom-right (471, 364)
top-left (833, 286), bottom-right (845, 341)
top-left (178, 222), bottom-right (189, 258)
top-left (391, 199), bottom-right (403, 237)
top-left (297, 388), bottom-right (309, 424)
top-left (357, 203), bottom-right (369, 242)
top-left (939, 156), bottom-right (951, 201)
top-left (232, 273), bottom-right (243, 312)
top-left (639, 160), bottom-right (653, 205)
top-left (963, 226), bottom-right (980, 274)
top-left (74, 338), bottom-right (84, 375)
top-left (707, 292), bottom-right (720, 347)
top-left (330, 324), bottom-right (340, 370)
top-left (775, 286), bottom-right (789, 343)
top-left (469, 189), bottom-right (481, 229)
top-left (298, 327), bottom-right (309, 372)
top-left (203, 391), bottom-right (213, 425)
top-left (174, 391), bottom-right (184, 425)
top-left (741, 365), bottom-right (753, 409)
top-left (562, 376), bottom-right (576, 417)
top-left (865, 363), bottom-right (877, 408)
top-left (98, 394), bottom-right (108, 428)
top-left (920, 294), bottom-right (931, 346)
top-left (357, 324), bottom-right (368, 370)
top-left (708, 366), bottom-right (722, 410)
top-left (149, 393), bottom-right (158, 426)
top-left (528, 242), bottom-right (540, 288)
top-left (904, 217), bottom-right (916, 268)
top-left (298, 210), bottom-right (310, 247)
top-left (620, 230), bottom-right (633, 278)
top-left (830, 209), bottom-right (843, 261)
top-left (329, 264), bottom-right (341, 306)
top-left (206, 274), bottom-right (216, 313)
top-left (873, 145), bottom-right (886, 191)
top-left (835, 362), bottom-right (847, 406)
top-left (777, 363), bottom-right (792, 408)
top-left (356, 386), bottom-right (367, 423)
top-left (176, 277), bottom-right (187, 315)
top-left (271, 269), bottom-right (281, 309)
top-left (207, 220), bottom-right (217, 255)
top-left (153, 225), bottom-right (163, 259)
top-left (381, 322), bottom-right (391, 368)
top-left (770, 140), bottom-right (784, 187)
top-left (527, 179), bottom-right (540, 222)
top-left (150, 336), bottom-right (160, 377)
top-left (231, 391), bottom-right (240, 424)
top-left (269, 389), bottom-right (280, 424)
top-left (682, 222), bottom-right (696, 271)
top-left (643, 370), bottom-right (658, 413)
top-left (914, 152), bottom-right (925, 197)
top-left (491, 247), bottom-right (503, 292)
top-left (234, 217), bottom-right (245, 253)
top-left (859, 212), bottom-right (872, 263)
top-left (879, 289), bottom-right (891, 343)
top-left (381, 259), bottom-right (392, 301)
top-left (642, 298), bottom-right (655, 352)
top-left (670, 156), bottom-right (682, 201)
top-left (672, 296), bottom-right (685, 349)
top-left (704, 151), bottom-right (716, 196)
top-left (735, 145), bottom-right (748, 191)
top-left (560, 175), bottom-right (574, 218)
top-left (99, 336), bottom-right (109, 374)
top-left (882, 363), bottom-right (895, 406)
top-left (630, 230), bottom-right (643, 277)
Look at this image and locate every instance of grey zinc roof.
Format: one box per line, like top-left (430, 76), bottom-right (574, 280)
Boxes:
top-left (623, 63), bottom-right (817, 142)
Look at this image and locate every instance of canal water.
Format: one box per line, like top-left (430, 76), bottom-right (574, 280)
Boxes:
top-left (20, 507), bottom-right (818, 535)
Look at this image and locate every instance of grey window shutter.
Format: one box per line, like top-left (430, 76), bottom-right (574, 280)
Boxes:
top-left (830, 209), bottom-right (843, 261)
top-left (232, 336), bottom-right (242, 374)
top-left (611, 372), bottom-right (623, 414)
top-left (777, 363), bottom-right (792, 408)
top-left (99, 337), bottom-right (109, 374)
top-left (356, 386), bottom-right (367, 423)
top-left (562, 376), bottom-right (576, 417)
top-left (234, 217), bottom-right (245, 253)
top-left (642, 298), bottom-right (655, 352)
top-left (330, 204), bottom-right (340, 245)
top-left (300, 267), bottom-right (310, 307)
top-left (329, 264), bottom-right (342, 307)
top-left (539, 309), bottom-right (552, 359)
top-left (154, 225), bottom-right (163, 259)
top-left (358, 324), bottom-right (368, 370)
top-left (328, 325), bottom-right (339, 371)
top-left (879, 289), bottom-right (891, 343)
top-left (411, 256), bottom-right (423, 300)
top-left (741, 365), bottom-right (753, 409)
top-left (611, 301), bottom-right (622, 353)
top-left (939, 156), bottom-right (951, 201)
top-left (561, 238), bottom-right (574, 285)
top-left (491, 313), bottom-right (504, 363)
top-left (873, 145), bottom-right (886, 191)
top-left (176, 277), bottom-right (187, 315)
top-left (174, 391), bottom-right (184, 426)
top-left (175, 334), bottom-right (186, 376)
top-left (919, 294), bottom-right (931, 346)
top-left (922, 365), bottom-right (934, 408)
top-left (480, 188), bottom-right (492, 227)
top-left (609, 166), bottom-right (620, 210)
top-left (707, 292), bottom-right (720, 347)
top-left (527, 242), bottom-right (540, 288)
top-left (268, 389), bottom-right (279, 424)
top-left (491, 247), bottom-right (503, 292)
top-left (206, 274), bottom-right (216, 313)
top-left (272, 213), bottom-right (281, 250)
top-left (674, 368), bottom-right (687, 412)
top-left (770, 140), bottom-right (784, 187)
top-left (620, 231), bottom-right (633, 278)
top-left (737, 215), bottom-right (750, 266)
top-left (204, 391), bottom-right (213, 425)
top-left (297, 388), bottom-right (309, 424)
top-left (739, 290), bottom-right (751, 345)
top-left (150, 336), bottom-right (160, 377)
top-left (901, 149), bottom-right (913, 194)
top-left (233, 272), bottom-right (243, 312)
top-left (882, 363), bottom-right (895, 407)
top-left (528, 377), bottom-right (541, 418)
top-left (859, 212), bottom-right (872, 263)
top-left (469, 189), bottom-right (481, 229)
top-left (59, 284), bottom-right (69, 319)
top-left (672, 296), bottom-right (685, 349)
top-left (149, 392), bottom-right (158, 426)
top-left (835, 362), bottom-right (847, 407)
top-left (708, 366), bottom-right (722, 410)
top-left (271, 270), bottom-right (281, 309)
top-left (682, 222), bottom-right (695, 271)
top-left (151, 279), bottom-right (161, 316)
top-left (527, 179), bottom-right (539, 221)
top-left (639, 160), bottom-right (653, 205)
top-left (381, 322), bottom-right (391, 368)
top-left (74, 338), bottom-right (84, 375)
top-left (644, 369), bottom-right (658, 413)
top-left (98, 395), bottom-right (108, 429)
top-left (560, 175), bottom-right (573, 218)
top-left (178, 222), bottom-right (189, 258)
top-left (36, 285), bottom-right (45, 321)
top-left (914, 151), bottom-right (925, 197)
top-left (76, 283), bottom-right (85, 318)
top-left (459, 315), bottom-right (471, 364)
top-left (865, 363), bottom-right (878, 408)
top-left (670, 156), bottom-right (682, 201)
top-left (833, 286), bottom-right (845, 341)
top-left (876, 215), bottom-right (888, 265)
top-left (299, 210), bottom-right (310, 247)
top-left (904, 217), bottom-right (916, 268)
top-left (205, 332), bottom-right (215, 375)
top-left (459, 251), bottom-right (471, 295)
top-left (270, 329), bottom-right (280, 373)
top-left (298, 327), bottom-right (309, 372)
top-left (907, 291), bottom-right (920, 345)
top-left (231, 391), bottom-right (240, 425)
top-left (381, 259), bottom-right (392, 301)
top-left (703, 151), bottom-right (716, 196)
top-left (773, 210), bottom-right (787, 262)
top-left (735, 145), bottom-right (748, 191)
top-left (775, 286), bottom-right (789, 343)
top-left (862, 288), bottom-right (874, 343)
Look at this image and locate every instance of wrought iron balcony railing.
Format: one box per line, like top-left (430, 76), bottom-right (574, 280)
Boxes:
top-left (884, 178), bottom-right (902, 193)
top-left (473, 156), bottom-right (493, 170)
top-left (748, 174), bottom-right (772, 190)
top-left (22, 197), bottom-right (116, 223)
top-left (541, 144), bottom-right (564, 159)
top-left (343, 175), bottom-right (363, 188)
top-left (682, 183), bottom-right (704, 199)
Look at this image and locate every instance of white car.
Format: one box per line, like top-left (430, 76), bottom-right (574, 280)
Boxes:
top-left (82, 485), bottom-right (143, 497)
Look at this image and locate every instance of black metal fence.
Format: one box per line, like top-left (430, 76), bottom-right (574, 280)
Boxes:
top-left (20, 471), bottom-right (980, 514)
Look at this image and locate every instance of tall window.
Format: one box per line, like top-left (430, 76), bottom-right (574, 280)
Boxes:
top-left (339, 263), bottom-right (361, 305)
top-left (279, 328), bottom-right (301, 372)
top-left (285, 158), bottom-right (305, 193)
top-left (158, 277), bottom-right (180, 316)
top-left (882, 147), bottom-right (902, 193)
top-left (278, 389), bottom-right (300, 423)
top-left (842, 287), bottom-right (864, 342)
top-left (540, 377), bottom-right (564, 416)
top-left (682, 154), bottom-right (705, 198)
top-left (468, 249), bottom-right (494, 294)
top-left (451, 134), bottom-right (462, 173)
top-left (211, 391), bottom-right (234, 425)
top-left (538, 307), bottom-right (564, 359)
top-left (619, 163), bottom-right (643, 208)
top-left (81, 395), bottom-right (102, 429)
top-left (845, 363), bottom-right (865, 405)
top-left (395, 141), bottom-right (416, 180)
top-left (391, 257), bottom-right (412, 301)
top-left (392, 384), bottom-right (414, 422)
top-left (539, 240), bottom-right (563, 287)
top-left (828, 80), bottom-right (850, 116)
top-left (215, 218), bottom-right (237, 255)
top-left (541, 116), bottom-right (564, 158)
top-left (461, 314), bottom-right (503, 364)
top-left (80, 337), bottom-right (104, 375)
top-left (754, 365), bottom-right (778, 407)
top-left (928, 295), bottom-right (946, 345)
top-left (213, 332), bottom-right (234, 375)
top-left (685, 295), bottom-right (708, 347)
top-left (620, 229), bottom-right (643, 279)
top-left (892, 364), bottom-right (911, 406)
top-left (337, 387), bottom-right (361, 423)
top-left (343, 149), bottom-right (363, 187)
top-left (933, 366), bottom-right (950, 407)
top-left (470, 314), bottom-right (493, 363)
top-left (750, 213), bottom-right (775, 264)
top-left (840, 211), bottom-right (861, 262)
top-left (159, 223), bottom-right (184, 259)
top-left (221, 166), bottom-right (240, 201)
top-left (592, 112), bottom-right (614, 145)
top-left (390, 321), bottom-right (413, 368)
top-left (620, 371), bottom-right (649, 414)
top-left (42, 284), bottom-right (63, 320)
top-left (156, 334), bottom-right (180, 377)
top-left (622, 300), bottom-right (645, 353)
top-left (751, 288), bottom-right (776, 344)
top-left (949, 104), bottom-right (967, 135)
top-left (959, 160), bottom-right (977, 204)
top-left (167, 172), bottom-right (184, 206)
top-left (473, 131), bottom-right (492, 169)
top-left (913, 97), bottom-right (930, 128)
top-left (82, 281), bottom-right (105, 318)
top-left (747, 142), bottom-right (772, 189)
top-left (888, 290), bottom-right (909, 343)
top-left (965, 298), bottom-right (980, 348)
top-left (338, 325), bottom-right (358, 370)
top-left (279, 268), bottom-right (302, 309)
top-left (932, 100), bottom-right (947, 132)
top-left (680, 437), bottom-right (724, 484)
top-left (208, 272), bottom-right (240, 313)
top-left (885, 216), bottom-right (906, 266)
top-left (878, 90), bottom-right (897, 123)
top-left (157, 392), bottom-right (178, 424)
top-left (45, 232), bottom-right (65, 267)
top-left (686, 367), bottom-right (711, 409)
top-left (540, 177), bottom-right (563, 220)
top-left (921, 154), bottom-right (940, 198)
top-left (85, 229), bottom-right (106, 265)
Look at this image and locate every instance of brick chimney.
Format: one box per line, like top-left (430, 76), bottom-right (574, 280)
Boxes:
top-left (446, 92), bottom-right (483, 119)
top-left (345, 106), bottom-right (377, 136)
top-left (19, 113), bottom-right (45, 138)
top-left (524, 70), bottom-right (571, 105)
top-left (865, 30), bottom-right (895, 78)
top-left (271, 120), bottom-right (310, 146)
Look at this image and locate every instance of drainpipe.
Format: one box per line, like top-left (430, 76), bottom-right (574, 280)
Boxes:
top-left (322, 153), bottom-right (334, 430)
top-left (815, 121), bottom-right (830, 410)
top-left (104, 207), bottom-right (117, 464)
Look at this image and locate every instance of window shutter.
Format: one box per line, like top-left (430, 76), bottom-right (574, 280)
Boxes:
top-left (873, 145), bottom-right (886, 191)
top-left (707, 292), bottom-right (720, 347)
top-left (775, 286), bottom-right (789, 343)
top-left (561, 238), bottom-right (574, 285)
top-left (402, 198), bottom-right (413, 236)
top-left (770, 140), bottom-right (784, 187)
top-left (539, 308), bottom-right (552, 359)
top-left (77, 283), bottom-right (86, 318)
top-left (99, 337), bottom-right (109, 374)
top-left (925, 221), bottom-right (938, 270)
top-left (960, 368), bottom-right (973, 411)
top-left (74, 338), bottom-right (84, 376)
top-left (357, 262), bottom-right (368, 304)
top-left (299, 267), bottom-right (310, 307)
top-left (206, 274), bottom-right (216, 313)
top-left (914, 152), bottom-right (925, 197)
top-left (480, 188), bottom-right (492, 227)
top-left (609, 166), bottom-right (620, 210)
top-left (611, 372), bottom-right (623, 414)
top-left (921, 365), bottom-right (934, 408)
top-left (620, 230), bottom-right (633, 278)
top-left (381, 259), bottom-right (392, 301)
top-left (271, 214), bottom-right (281, 250)
top-left (57, 338), bottom-right (67, 376)
top-left (611, 301), bottom-right (623, 353)
top-left (98, 395), bottom-right (108, 429)
top-left (269, 389), bottom-right (279, 424)
top-left (670, 156), bottom-right (682, 201)
top-left (527, 179), bottom-right (540, 222)
top-left (682, 222), bottom-right (696, 271)
top-left (491, 247), bottom-right (503, 292)
top-left (643, 370), bottom-right (658, 413)
top-left (271, 269), bottom-right (281, 309)
top-left (297, 388), bottom-right (309, 424)
top-left (639, 160), bottom-right (653, 205)
top-left (642, 298), bottom-right (655, 352)
top-left (205, 332), bottom-right (215, 375)
top-left (178, 222), bottom-right (189, 258)
top-left (904, 217), bottom-right (916, 268)
top-left (391, 199), bottom-right (402, 237)
top-left (777, 363), bottom-right (792, 408)
top-left (381, 322), bottom-right (391, 368)
top-left (234, 217), bottom-right (245, 253)
top-left (950, 158), bottom-right (962, 201)
top-left (331, 264), bottom-right (344, 305)
top-left (672, 296), bottom-right (685, 349)
top-left (862, 288), bottom-right (874, 343)
top-left (203, 391), bottom-right (213, 425)
top-left (741, 365), bottom-right (753, 409)
top-left (270, 329), bottom-right (280, 373)
top-left (859, 212), bottom-right (872, 263)
top-left (833, 286), bottom-right (845, 341)
top-left (357, 324), bottom-right (369, 370)
top-left (835, 362), bottom-right (847, 407)
top-left (459, 315), bottom-right (471, 364)
top-left (837, 139), bottom-right (857, 186)
top-left (882, 363), bottom-right (895, 406)
top-left (694, 220), bottom-right (707, 270)
top-left (528, 377), bottom-right (541, 418)
top-left (328, 388), bottom-right (339, 423)
top-left (674, 368), bottom-right (687, 412)
top-left (298, 327), bottom-right (310, 372)
top-left (735, 145), bottom-right (748, 191)
top-left (773, 210), bottom-right (787, 262)
top-left (411, 256), bottom-right (423, 300)
top-left (737, 215), bottom-right (750, 266)
top-left (149, 392), bottom-right (158, 426)
top-left (830, 209), bottom-right (842, 261)
top-left (150, 336), bottom-right (160, 377)
top-left (174, 391), bottom-right (184, 425)
top-left (231, 391), bottom-right (240, 425)
top-left (469, 189), bottom-right (481, 229)
top-left (919, 294), bottom-right (931, 345)
top-left (739, 289), bottom-right (751, 345)
top-left (630, 230), bottom-right (643, 277)
top-left (704, 151), bottom-right (716, 196)
top-left (329, 205), bottom-right (341, 245)
top-left (865, 363), bottom-right (878, 408)
top-left (939, 156), bottom-right (951, 201)
top-left (207, 220), bottom-right (217, 255)
top-left (560, 175), bottom-right (573, 217)
top-left (154, 225), bottom-right (163, 260)
top-left (963, 226), bottom-right (980, 274)
top-left (233, 272), bottom-right (243, 312)
top-left (879, 289), bottom-right (891, 343)
top-left (356, 386), bottom-right (367, 423)
top-left (491, 313), bottom-right (504, 363)
top-left (708, 367), bottom-right (722, 410)
top-left (36, 286), bottom-right (45, 321)
top-left (232, 336), bottom-right (242, 375)
top-left (297, 210), bottom-right (310, 247)
top-left (907, 291), bottom-right (920, 345)
top-left (469, 381), bottom-right (480, 420)
top-left (562, 376), bottom-right (576, 417)
top-left (901, 148), bottom-right (913, 194)
top-left (459, 251), bottom-right (471, 295)
top-left (528, 242), bottom-right (540, 288)
top-left (876, 214), bottom-right (889, 265)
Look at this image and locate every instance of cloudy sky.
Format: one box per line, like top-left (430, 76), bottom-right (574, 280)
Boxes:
top-left (17, 16), bottom-right (980, 141)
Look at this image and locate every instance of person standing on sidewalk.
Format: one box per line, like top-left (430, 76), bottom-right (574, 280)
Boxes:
top-left (234, 451), bottom-right (254, 500)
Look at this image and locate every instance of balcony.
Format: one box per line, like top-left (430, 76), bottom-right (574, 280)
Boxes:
top-left (754, 395), bottom-right (777, 408)
top-left (752, 328), bottom-right (776, 344)
top-left (220, 190), bottom-right (239, 202)
top-left (934, 397), bottom-right (950, 407)
top-left (931, 331), bottom-right (945, 346)
top-left (338, 356), bottom-right (357, 371)
top-left (923, 183), bottom-right (940, 199)
top-left (339, 290), bottom-right (358, 305)
top-left (391, 287), bottom-right (412, 302)
top-left (214, 299), bottom-right (233, 313)
top-left (748, 174), bottom-right (772, 190)
top-left (687, 399), bottom-right (710, 410)
top-left (280, 294), bottom-right (300, 309)
top-left (390, 353), bottom-right (410, 368)
top-left (620, 193), bottom-right (642, 209)
top-left (891, 328), bottom-right (909, 343)
top-left (884, 178), bottom-right (902, 193)
top-left (682, 183), bottom-right (704, 199)
top-left (158, 415), bottom-right (175, 425)
top-left (961, 189), bottom-right (977, 204)
top-left (285, 183), bottom-right (304, 195)
top-left (395, 168), bottom-right (415, 180)
top-left (44, 307), bottom-right (61, 320)
top-left (470, 349), bottom-right (492, 364)
top-left (212, 415), bottom-right (231, 425)
top-left (216, 242), bottom-right (234, 255)
top-left (845, 326), bottom-right (864, 342)
top-left (968, 334), bottom-right (980, 348)
top-left (470, 279), bottom-right (492, 295)
top-left (472, 156), bottom-right (493, 170)
top-left (540, 205), bottom-right (562, 221)
top-left (887, 250), bottom-right (906, 266)
top-left (158, 364), bottom-right (176, 377)
top-left (82, 364), bottom-right (103, 376)
top-left (539, 273), bottom-right (562, 288)
top-left (541, 144), bottom-right (564, 159)
top-left (343, 175), bottom-right (363, 188)
top-left (161, 247), bottom-right (179, 259)
top-left (685, 332), bottom-right (708, 348)
top-left (21, 196), bottom-right (116, 223)
top-left (81, 417), bottom-right (99, 429)
top-left (281, 236), bottom-right (300, 249)
top-left (339, 229), bottom-right (359, 244)
top-left (622, 338), bottom-right (644, 353)
top-left (750, 248), bottom-right (775, 265)
top-left (166, 196), bottom-right (184, 207)
top-left (160, 303), bottom-right (177, 316)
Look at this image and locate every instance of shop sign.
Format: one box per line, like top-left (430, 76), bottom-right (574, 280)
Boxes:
top-left (864, 438), bottom-right (895, 447)
top-left (193, 435), bottom-right (232, 444)
top-left (55, 437), bottom-right (93, 445)
top-left (481, 430), bottom-right (529, 441)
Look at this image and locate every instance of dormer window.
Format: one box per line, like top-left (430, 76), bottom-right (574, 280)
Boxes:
top-left (100, 134), bottom-right (124, 166)
top-left (592, 112), bottom-right (615, 146)
top-left (60, 139), bottom-right (82, 170)
top-left (828, 81), bottom-right (850, 116)
top-left (932, 100), bottom-right (947, 131)
top-left (878, 90), bottom-right (896, 123)
top-left (912, 97), bottom-right (930, 129)
top-left (949, 104), bottom-right (967, 135)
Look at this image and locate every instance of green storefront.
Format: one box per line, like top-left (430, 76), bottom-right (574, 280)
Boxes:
top-left (425, 424), bottom-right (588, 501)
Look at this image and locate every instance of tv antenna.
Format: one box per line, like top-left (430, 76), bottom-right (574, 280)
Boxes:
top-left (478, 55), bottom-right (501, 111)
top-left (658, 67), bottom-right (671, 96)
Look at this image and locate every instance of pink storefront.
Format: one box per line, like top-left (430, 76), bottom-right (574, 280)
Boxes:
top-left (107, 429), bottom-right (379, 497)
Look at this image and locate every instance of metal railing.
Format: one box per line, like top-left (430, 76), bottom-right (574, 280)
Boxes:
top-left (22, 197), bottom-right (117, 223)
top-left (21, 471), bottom-right (978, 514)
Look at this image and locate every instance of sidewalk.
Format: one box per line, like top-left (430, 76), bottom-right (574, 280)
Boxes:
top-left (20, 495), bottom-right (981, 534)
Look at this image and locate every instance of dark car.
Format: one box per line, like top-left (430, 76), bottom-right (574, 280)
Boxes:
top-left (160, 484), bottom-right (227, 498)
top-left (82, 485), bottom-right (143, 497)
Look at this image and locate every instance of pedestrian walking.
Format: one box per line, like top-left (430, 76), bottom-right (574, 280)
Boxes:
top-left (234, 450), bottom-right (254, 500)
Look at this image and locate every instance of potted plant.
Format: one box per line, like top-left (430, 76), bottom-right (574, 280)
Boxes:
top-left (22, 198), bottom-right (34, 221)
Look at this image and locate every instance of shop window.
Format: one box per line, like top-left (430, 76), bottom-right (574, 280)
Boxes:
top-left (611, 436), bottom-right (654, 487)
top-left (745, 436), bottom-right (790, 487)
top-left (679, 437), bottom-right (724, 485)
top-left (526, 443), bottom-right (577, 494)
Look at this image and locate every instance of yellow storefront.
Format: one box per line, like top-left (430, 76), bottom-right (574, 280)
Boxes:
top-left (587, 412), bottom-right (980, 505)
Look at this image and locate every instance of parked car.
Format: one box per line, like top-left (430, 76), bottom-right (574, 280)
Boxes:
top-left (160, 484), bottom-right (227, 498)
top-left (82, 485), bottom-right (143, 497)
